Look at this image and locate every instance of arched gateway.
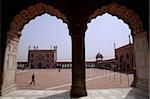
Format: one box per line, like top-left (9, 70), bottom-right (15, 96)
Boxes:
top-left (87, 3), bottom-right (148, 92)
top-left (1, 2), bottom-right (69, 95)
top-left (1, 1), bottom-right (149, 98)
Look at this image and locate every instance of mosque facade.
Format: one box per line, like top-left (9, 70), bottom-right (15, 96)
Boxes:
top-left (17, 43), bottom-right (135, 73)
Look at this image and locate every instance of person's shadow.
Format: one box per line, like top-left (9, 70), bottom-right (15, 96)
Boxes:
top-left (38, 91), bottom-right (80, 99)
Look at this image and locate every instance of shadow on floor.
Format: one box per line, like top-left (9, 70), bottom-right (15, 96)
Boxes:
top-left (38, 91), bottom-right (79, 99)
top-left (124, 88), bottom-right (149, 99)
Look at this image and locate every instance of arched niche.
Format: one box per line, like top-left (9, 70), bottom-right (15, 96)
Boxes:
top-left (2, 2), bottom-right (69, 95)
top-left (87, 3), bottom-right (149, 92)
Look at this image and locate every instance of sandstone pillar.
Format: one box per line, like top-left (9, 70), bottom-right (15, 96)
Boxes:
top-left (1, 33), bottom-right (20, 95)
top-left (134, 32), bottom-right (149, 92)
top-left (70, 24), bottom-right (87, 97)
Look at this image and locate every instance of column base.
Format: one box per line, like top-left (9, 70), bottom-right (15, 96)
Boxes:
top-left (1, 83), bottom-right (16, 96)
top-left (126, 88), bottom-right (149, 98)
top-left (136, 78), bottom-right (149, 92)
top-left (70, 85), bottom-right (87, 98)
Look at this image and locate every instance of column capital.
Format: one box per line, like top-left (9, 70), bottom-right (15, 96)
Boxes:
top-left (71, 34), bottom-right (85, 37)
top-left (132, 31), bottom-right (147, 37)
top-left (134, 31), bottom-right (148, 43)
top-left (69, 22), bottom-right (87, 37)
top-left (7, 31), bottom-right (22, 40)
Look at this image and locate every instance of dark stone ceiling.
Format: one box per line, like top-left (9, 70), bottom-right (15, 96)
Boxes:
top-left (1, 0), bottom-right (149, 33)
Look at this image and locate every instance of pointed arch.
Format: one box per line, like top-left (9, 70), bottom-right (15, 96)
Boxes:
top-left (88, 3), bottom-right (144, 35)
top-left (1, 2), bottom-right (70, 95)
top-left (7, 2), bottom-right (69, 38)
top-left (87, 3), bottom-right (149, 93)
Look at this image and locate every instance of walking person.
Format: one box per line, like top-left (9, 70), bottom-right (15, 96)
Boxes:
top-left (58, 68), bottom-right (61, 72)
top-left (30, 73), bottom-right (35, 85)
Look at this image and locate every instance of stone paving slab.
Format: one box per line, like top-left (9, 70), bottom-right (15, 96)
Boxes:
top-left (0, 88), bottom-right (148, 99)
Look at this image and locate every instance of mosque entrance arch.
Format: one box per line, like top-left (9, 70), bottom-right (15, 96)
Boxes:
top-left (1, 1), bottom-right (148, 98)
top-left (1, 2), bottom-right (69, 95)
top-left (87, 2), bottom-right (148, 92)
top-left (38, 63), bottom-right (42, 69)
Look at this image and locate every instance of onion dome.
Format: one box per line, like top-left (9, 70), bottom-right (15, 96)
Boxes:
top-left (96, 52), bottom-right (103, 59)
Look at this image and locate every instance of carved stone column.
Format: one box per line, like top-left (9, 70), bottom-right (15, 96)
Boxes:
top-left (1, 33), bottom-right (20, 95)
top-left (70, 24), bottom-right (87, 98)
top-left (133, 32), bottom-right (149, 92)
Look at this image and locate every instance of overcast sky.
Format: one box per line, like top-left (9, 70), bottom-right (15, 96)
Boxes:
top-left (17, 13), bottom-right (132, 62)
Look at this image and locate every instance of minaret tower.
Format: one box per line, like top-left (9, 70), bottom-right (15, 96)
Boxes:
top-left (129, 35), bottom-right (131, 44)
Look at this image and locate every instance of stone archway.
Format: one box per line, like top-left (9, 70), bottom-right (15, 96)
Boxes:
top-left (87, 3), bottom-right (149, 92)
top-left (2, 2), bottom-right (69, 95)
top-left (88, 3), bottom-right (144, 33)
top-left (8, 2), bottom-right (68, 37)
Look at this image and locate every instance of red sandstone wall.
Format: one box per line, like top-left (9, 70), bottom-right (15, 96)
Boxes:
top-left (28, 50), bottom-right (57, 69)
top-left (115, 44), bottom-right (135, 73)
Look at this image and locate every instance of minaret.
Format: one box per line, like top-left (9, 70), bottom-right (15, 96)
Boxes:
top-left (129, 35), bottom-right (131, 44)
top-left (54, 46), bottom-right (57, 50)
top-left (51, 45), bottom-right (52, 50)
top-left (114, 42), bottom-right (116, 59)
top-left (33, 46), bottom-right (35, 50)
top-left (53, 45), bottom-right (55, 50)
top-left (28, 46), bottom-right (31, 50)
top-left (28, 46), bottom-right (31, 68)
top-left (56, 46), bottom-right (57, 50)
top-left (36, 46), bottom-right (38, 50)
top-left (114, 42), bottom-right (116, 51)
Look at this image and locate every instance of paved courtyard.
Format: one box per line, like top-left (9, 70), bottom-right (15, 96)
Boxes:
top-left (16, 69), bottom-right (133, 90)
top-left (1, 69), bottom-right (148, 99)
top-left (2, 88), bottom-right (148, 99)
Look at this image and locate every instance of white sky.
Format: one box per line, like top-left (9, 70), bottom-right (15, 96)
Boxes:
top-left (17, 13), bottom-right (132, 62)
